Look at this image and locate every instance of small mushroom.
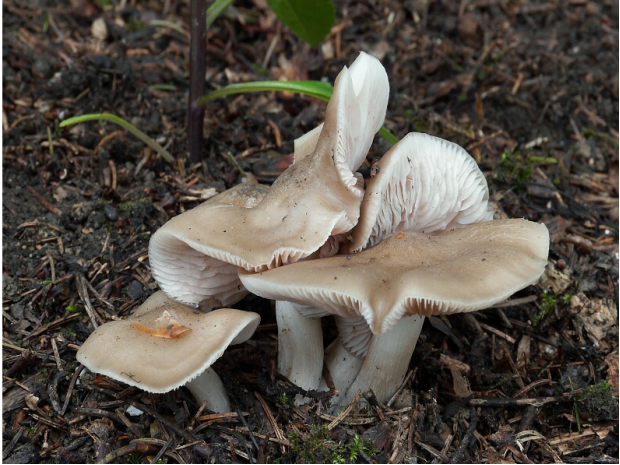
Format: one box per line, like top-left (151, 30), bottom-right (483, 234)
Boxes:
top-left (76, 291), bottom-right (260, 413)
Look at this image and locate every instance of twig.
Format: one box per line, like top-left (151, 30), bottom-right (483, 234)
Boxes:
top-left (450, 408), bottom-right (478, 462)
top-left (60, 365), bottom-right (84, 416)
top-left (511, 379), bottom-right (552, 399)
top-left (51, 338), bottom-right (63, 370)
top-left (24, 313), bottom-right (79, 340)
top-left (328, 389), bottom-right (361, 430)
top-left (414, 439), bottom-right (450, 463)
top-left (237, 409), bottom-right (261, 455)
top-left (469, 390), bottom-right (583, 407)
top-left (2, 427), bottom-right (25, 459)
top-left (254, 391), bottom-right (286, 453)
top-left (387, 369), bottom-right (416, 408)
top-left (151, 437), bottom-right (174, 464)
top-left (478, 322), bottom-right (516, 344)
top-left (27, 186), bottom-right (62, 215)
top-left (76, 274), bottom-right (101, 328)
top-left (104, 443), bottom-right (160, 463)
top-left (82, 278), bottom-right (116, 312)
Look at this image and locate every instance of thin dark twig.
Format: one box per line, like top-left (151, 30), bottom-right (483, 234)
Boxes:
top-left (61, 364), bottom-right (85, 415)
top-left (450, 407), bottom-right (478, 463)
top-left (237, 408), bottom-right (260, 455)
top-left (3, 427), bottom-right (25, 459)
top-left (209, 425), bottom-right (254, 464)
top-left (151, 437), bottom-right (174, 464)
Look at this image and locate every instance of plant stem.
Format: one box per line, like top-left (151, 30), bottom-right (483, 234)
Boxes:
top-left (59, 113), bottom-right (174, 164)
top-left (188, 0), bottom-right (207, 164)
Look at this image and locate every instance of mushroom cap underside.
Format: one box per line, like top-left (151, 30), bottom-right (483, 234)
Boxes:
top-left (351, 132), bottom-right (494, 252)
top-left (239, 219), bottom-right (549, 334)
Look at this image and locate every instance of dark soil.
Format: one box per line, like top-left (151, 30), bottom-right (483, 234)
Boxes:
top-left (3, 0), bottom-right (618, 463)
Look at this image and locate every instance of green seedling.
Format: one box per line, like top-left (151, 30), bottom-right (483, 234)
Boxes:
top-left (568, 376), bottom-right (582, 432)
top-left (289, 423), bottom-right (374, 463)
top-left (200, 81), bottom-right (399, 145)
top-left (533, 290), bottom-right (556, 327)
top-left (59, 113), bottom-right (174, 164)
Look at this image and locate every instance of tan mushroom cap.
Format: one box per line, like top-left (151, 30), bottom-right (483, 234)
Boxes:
top-left (240, 219), bottom-right (549, 334)
top-left (150, 53), bottom-right (389, 294)
top-left (350, 132), bottom-right (494, 253)
top-left (76, 291), bottom-right (260, 392)
top-left (149, 183), bottom-right (269, 307)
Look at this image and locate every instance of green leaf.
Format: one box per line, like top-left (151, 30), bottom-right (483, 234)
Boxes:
top-left (266, 0), bottom-right (335, 46)
top-left (200, 80), bottom-right (398, 145)
top-left (59, 113), bottom-right (174, 164)
top-left (199, 80), bottom-right (334, 105)
top-left (206, 0), bottom-right (234, 29)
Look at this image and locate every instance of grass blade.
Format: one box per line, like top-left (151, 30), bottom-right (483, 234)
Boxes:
top-left (59, 113), bottom-right (174, 164)
top-left (200, 81), bottom-right (398, 145)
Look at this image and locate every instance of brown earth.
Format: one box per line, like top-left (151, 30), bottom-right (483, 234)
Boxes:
top-left (2, 0), bottom-right (619, 463)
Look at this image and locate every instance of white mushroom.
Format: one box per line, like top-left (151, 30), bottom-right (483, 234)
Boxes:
top-left (240, 220), bottom-right (549, 403)
top-left (149, 183), bottom-right (269, 308)
top-left (149, 53), bottom-right (390, 393)
top-left (77, 291), bottom-right (260, 413)
top-left (240, 133), bottom-right (549, 405)
top-left (148, 52), bottom-right (389, 306)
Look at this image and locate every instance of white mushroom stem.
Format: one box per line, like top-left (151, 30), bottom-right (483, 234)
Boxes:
top-left (184, 368), bottom-right (231, 413)
top-left (276, 301), bottom-right (324, 391)
top-left (344, 315), bottom-right (425, 405)
top-left (319, 337), bottom-right (364, 408)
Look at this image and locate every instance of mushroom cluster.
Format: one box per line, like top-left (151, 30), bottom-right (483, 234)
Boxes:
top-left (77, 52), bottom-right (549, 412)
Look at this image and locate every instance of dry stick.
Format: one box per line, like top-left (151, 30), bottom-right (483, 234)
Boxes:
top-left (414, 439), bottom-right (450, 463)
top-left (85, 383), bottom-right (195, 442)
top-left (2, 427), bottom-right (25, 459)
top-left (115, 408), bottom-right (142, 438)
top-left (76, 273), bottom-right (101, 328)
top-left (450, 408), bottom-right (478, 463)
top-left (25, 313), bottom-right (79, 341)
top-left (478, 322), bottom-right (516, 344)
top-left (82, 278), bottom-right (116, 312)
top-left (328, 389), bottom-right (361, 431)
top-left (387, 369), bottom-right (416, 408)
top-left (151, 437), bottom-right (174, 464)
top-left (511, 379), bottom-right (552, 399)
top-left (469, 389), bottom-right (583, 408)
top-left (237, 408), bottom-right (261, 455)
top-left (50, 338), bottom-right (62, 370)
top-left (27, 186), bottom-right (62, 215)
top-left (254, 391), bottom-right (286, 454)
top-left (104, 443), bottom-right (160, 464)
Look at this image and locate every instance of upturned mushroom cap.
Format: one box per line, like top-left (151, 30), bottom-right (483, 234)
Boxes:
top-left (76, 291), bottom-right (260, 393)
top-left (349, 132), bottom-right (494, 253)
top-left (239, 219), bottom-right (549, 334)
top-left (149, 183), bottom-right (269, 307)
top-left (149, 53), bottom-right (388, 307)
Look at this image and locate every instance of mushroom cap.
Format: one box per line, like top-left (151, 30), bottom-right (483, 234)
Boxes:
top-left (76, 291), bottom-right (260, 393)
top-left (350, 132), bottom-right (494, 252)
top-left (149, 183), bottom-right (269, 307)
top-left (239, 219), bottom-right (549, 334)
top-left (149, 53), bottom-right (389, 308)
